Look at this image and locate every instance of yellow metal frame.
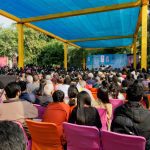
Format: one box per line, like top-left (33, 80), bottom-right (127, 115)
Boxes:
top-left (141, 0), bottom-right (148, 69)
top-left (132, 9), bottom-right (142, 68)
top-left (0, 10), bottom-right (21, 22)
top-left (17, 23), bottom-right (24, 68)
top-left (86, 46), bottom-right (130, 50)
top-left (21, 0), bottom-right (141, 23)
top-left (0, 0), bottom-right (148, 69)
top-left (64, 43), bottom-right (68, 70)
top-left (69, 35), bottom-right (133, 43)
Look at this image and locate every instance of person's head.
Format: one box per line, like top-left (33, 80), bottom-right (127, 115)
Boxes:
top-left (77, 91), bottom-right (91, 108)
top-left (109, 84), bottom-right (119, 99)
top-left (5, 82), bottom-right (21, 99)
top-left (18, 81), bottom-right (26, 92)
top-left (127, 80), bottom-right (144, 102)
top-left (76, 91), bottom-right (91, 125)
top-left (44, 84), bottom-right (54, 96)
top-left (88, 73), bottom-right (94, 79)
top-left (26, 75), bottom-right (33, 83)
top-left (68, 85), bottom-right (79, 106)
top-left (68, 85), bottom-right (79, 99)
top-left (36, 79), bottom-right (46, 96)
top-left (33, 75), bottom-right (39, 82)
top-left (0, 121), bottom-right (26, 150)
top-left (64, 77), bottom-right (71, 85)
top-left (52, 90), bottom-right (64, 102)
top-left (97, 87), bottom-right (109, 104)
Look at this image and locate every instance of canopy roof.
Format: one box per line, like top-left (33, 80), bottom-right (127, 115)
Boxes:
top-left (0, 0), bottom-right (141, 48)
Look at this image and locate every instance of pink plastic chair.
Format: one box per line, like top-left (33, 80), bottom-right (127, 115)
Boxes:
top-left (109, 99), bottom-right (124, 120)
top-left (63, 122), bottom-right (102, 150)
top-left (101, 130), bottom-right (146, 150)
top-left (97, 108), bottom-right (107, 130)
top-left (109, 99), bottom-right (124, 112)
top-left (33, 104), bottom-right (46, 119)
top-left (15, 121), bottom-right (31, 150)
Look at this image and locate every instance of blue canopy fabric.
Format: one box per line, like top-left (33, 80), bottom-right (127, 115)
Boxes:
top-left (0, 0), bottom-right (140, 48)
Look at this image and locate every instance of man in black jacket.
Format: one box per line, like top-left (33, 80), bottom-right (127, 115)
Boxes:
top-left (111, 80), bottom-right (150, 150)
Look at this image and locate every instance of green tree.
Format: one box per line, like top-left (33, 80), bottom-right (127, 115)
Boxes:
top-left (37, 39), bottom-right (64, 66)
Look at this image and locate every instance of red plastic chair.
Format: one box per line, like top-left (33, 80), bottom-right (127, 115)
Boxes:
top-left (26, 119), bottom-right (62, 150)
top-left (101, 130), bottom-right (146, 150)
top-left (97, 108), bottom-right (107, 131)
top-left (63, 122), bottom-right (102, 150)
top-left (33, 104), bottom-right (46, 119)
top-left (89, 88), bottom-right (98, 100)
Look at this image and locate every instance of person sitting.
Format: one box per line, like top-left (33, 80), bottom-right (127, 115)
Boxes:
top-left (68, 85), bottom-right (79, 112)
top-left (86, 73), bottom-right (96, 87)
top-left (36, 79), bottom-right (53, 106)
top-left (42, 90), bottom-right (70, 140)
top-left (0, 121), bottom-right (26, 150)
top-left (57, 77), bottom-right (71, 98)
top-left (69, 91), bottom-right (102, 129)
top-left (92, 87), bottom-right (112, 130)
top-left (18, 81), bottom-right (36, 103)
top-left (111, 81), bottom-right (150, 150)
top-left (0, 82), bottom-right (38, 123)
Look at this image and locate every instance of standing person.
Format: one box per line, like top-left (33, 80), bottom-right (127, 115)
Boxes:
top-left (69, 91), bottom-right (102, 129)
top-left (111, 81), bottom-right (150, 150)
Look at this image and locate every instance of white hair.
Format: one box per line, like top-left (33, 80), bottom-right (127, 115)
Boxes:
top-left (88, 73), bottom-right (94, 78)
top-left (26, 75), bottom-right (33, 83)
top-left (44, 84), bottom-right (54, 96)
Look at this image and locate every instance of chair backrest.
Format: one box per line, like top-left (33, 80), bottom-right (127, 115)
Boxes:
top-left (109, 99), bottom-right (124, 112)
top-left (33, 104), bottom-right (46, 119)
top-left (26, 119), bottom-right (62, 150)
top-left (63, 122), bottom-right (102, 150)
top-left (101, 130), bottom-right (146, 150)
top-left (97, 108), bottom-right (107, 130)
top-left (89, 88), bottom-right (98, 100)
top-left (15, 121), bottom-right (31, 150)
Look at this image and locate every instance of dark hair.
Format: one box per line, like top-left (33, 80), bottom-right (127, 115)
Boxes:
top-left (64, 77), bottom-right (71, 85)
top-left (5, 82), bottom-right (21, 98)
top-left (97, 88), bottom-right (110, 104)
top-left (52, 90), bottom-right (64, 102)
top-left (68, 85), bottom-right (79, 99)
top-left (0, 81), bottom-right (4, 89)
top-left (0, 121), bottom-right (26, 150)
top-left (68, 85), bottom-right (79, 106)
top-left (76, 91), bottom-right (91, 124)
top-left (36, 79), bottom-right (46, 96)
top-left (18, 81), bottom-right (26, 92)
top-left (109, 84), bottom-right (119, 99)
top-left (127, 80), bottom-right (144, 102)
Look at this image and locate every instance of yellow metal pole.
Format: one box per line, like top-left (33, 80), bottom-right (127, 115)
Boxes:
top-left (64, 43), bottom-right (68, 71)
top-left (141, 0), bottom-right (148, 69)
top-left (133, 42), bottom-right (137, 69)
top-left (83, 58), bottom-right (86, 70)
top-left (17, 23), bottom-right (24, 68)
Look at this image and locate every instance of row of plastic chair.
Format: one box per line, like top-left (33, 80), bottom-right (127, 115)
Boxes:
top-left (63, 122), bottom-right (146, 150)
top-left (18, 120), bottom-right (146, 150)
top-left (33, 99), bottom-right (124, 132)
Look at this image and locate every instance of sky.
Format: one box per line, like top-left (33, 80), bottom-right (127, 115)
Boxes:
top-left (0, 15), bottom-right (15, 27)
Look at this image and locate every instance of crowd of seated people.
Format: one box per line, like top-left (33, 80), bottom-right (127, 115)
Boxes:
top-left (0, 66), bottom-right (149, 149)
